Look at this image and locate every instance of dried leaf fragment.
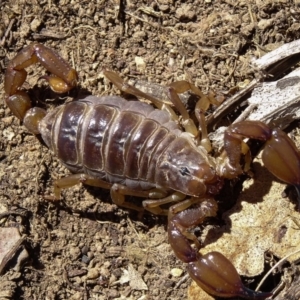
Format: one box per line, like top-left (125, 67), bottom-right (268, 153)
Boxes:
top-left (118, 263), bottom-right (148, 291)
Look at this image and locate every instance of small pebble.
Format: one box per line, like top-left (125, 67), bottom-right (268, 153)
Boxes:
top-left (170, 268), bottom-right (184, 277)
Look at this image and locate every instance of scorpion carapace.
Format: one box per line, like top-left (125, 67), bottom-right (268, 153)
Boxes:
top-left (4, 42), bottom-right (300, 299)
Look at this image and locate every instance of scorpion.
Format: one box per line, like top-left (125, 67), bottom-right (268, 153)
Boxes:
top-left (4, 42), bottom-right (300, 299)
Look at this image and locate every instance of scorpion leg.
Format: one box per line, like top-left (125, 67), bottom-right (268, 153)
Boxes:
top-left (53, 174), bottom-right (148, 210)
top-left (104, 70), bottom-right (223, 146)
top-left (53, 174), bottom-right (112, 199)
top-left (103, 70), bottom-right (168, 110)
top-left (110, 184), bottom-right (168, 213)
top-left (103, 70), bottom-right (201, 137)
top-left (104, 70), bottom-right (214, 142)
top-left (167, 87), bottom-right (198, 137)
top-left (4, 42), bottom-right (78, 133)
top-left (168, 81), bottom-right (224, 151)
top-left (168, 197), bottom-right (272, 299)
top-left (168, 80), bottom-right (220, 112)
top-left (113, 188), bottom-right (204, 216)
top-left (111, 185), bottom-right (195, 215)
top-left (53, 174), bottom-right (146, 212)
top-left (142, 191), bottom-right (186, 215)
top-left (53, 174), bottom-right (176, 214)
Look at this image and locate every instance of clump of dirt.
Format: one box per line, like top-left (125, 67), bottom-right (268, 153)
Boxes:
top-left (1, 1), bottom-right (300, 299)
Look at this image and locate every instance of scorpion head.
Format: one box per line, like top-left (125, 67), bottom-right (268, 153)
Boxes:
top-left (156, 138), bottom-right (220, 197)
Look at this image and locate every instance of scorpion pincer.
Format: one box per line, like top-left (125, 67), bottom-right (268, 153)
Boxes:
top-left (4, 42), bottom-right (300, 299)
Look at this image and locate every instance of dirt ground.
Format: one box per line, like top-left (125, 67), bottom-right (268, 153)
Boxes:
top-left (1, 1), bottom-right (300, 300)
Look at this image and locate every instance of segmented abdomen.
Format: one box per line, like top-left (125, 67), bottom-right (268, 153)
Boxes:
top-left (39, 95), bottom-right (182, 190)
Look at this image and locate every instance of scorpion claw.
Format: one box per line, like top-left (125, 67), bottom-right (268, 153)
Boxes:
top-left (187, 252), bottom-right (272, 299)
top-left (169, 200), bottom-right (272, 299)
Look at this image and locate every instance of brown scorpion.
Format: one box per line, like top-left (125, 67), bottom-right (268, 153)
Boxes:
top-left (4, 42), bottom-right (300, 299)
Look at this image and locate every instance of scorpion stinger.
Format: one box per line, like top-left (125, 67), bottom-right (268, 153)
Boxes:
top-left (5, 42), bottom-right (300, 299)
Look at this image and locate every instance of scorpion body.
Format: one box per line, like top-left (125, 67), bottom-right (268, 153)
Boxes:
top-left (40, 95), bottom-right (217, 196)
top-left (4, 42), bottom-right (300, 299)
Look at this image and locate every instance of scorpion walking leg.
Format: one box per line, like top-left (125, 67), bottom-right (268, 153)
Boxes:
top-left (168, 80), bottom-right (223, 151)
top-left (103, 70), bottom-right (210, 138)
top-left (168, 79), bottom-right (221, 141)
top-left (168, 197), bottom-right (272, 299)
top-left (110, 184), bottom-right (168, 213)
top-left (111, 185), bottom-right (191, 215)
top-left (53, 174), bottom-right (181, 214)
top-left (111, 186), bottom-right (204, 215)
top-left (103, 70), bottom-right (181, 124)
top-left (103, 70), bottom-right (168, 110)
top-left (53, 175), bottom-right (154, 212)
top-left (104, 69), bottom-right (222, 147)
top-left (53, 174), bottom-right (112, 199)
top-left (168, 80), bottom-right (221, 109)
top-left (142, 192), bottom-right (186, 215)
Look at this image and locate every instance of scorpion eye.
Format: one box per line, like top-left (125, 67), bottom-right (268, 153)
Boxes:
top-left (180, 167), bottom-right (191, 176)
